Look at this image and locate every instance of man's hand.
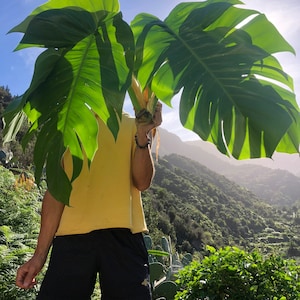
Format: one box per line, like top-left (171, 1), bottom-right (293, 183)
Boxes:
top-left (135, 102), bottom-right (162, 133)
top-left (16, 254), bottom-right (46, 289)
top-left (150, 102), bottom-right (163, 129)
top-left (135, 102), bottom-right (162, 147)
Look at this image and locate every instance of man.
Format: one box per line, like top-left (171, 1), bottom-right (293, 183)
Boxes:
top-left (16, 103), bottom-right (162, 299)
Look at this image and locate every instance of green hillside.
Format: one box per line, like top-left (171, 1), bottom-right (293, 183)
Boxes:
top-left (222, 164), bottom-right (300, 207)
top-left (143, 154), bottom-right (300, 257)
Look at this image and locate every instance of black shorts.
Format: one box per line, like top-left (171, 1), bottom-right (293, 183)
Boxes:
top-left (37, 228), bottom-right (151, 300)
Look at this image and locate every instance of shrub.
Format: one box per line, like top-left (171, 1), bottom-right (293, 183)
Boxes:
top-left (0, 167), bottom-right (45, 299)
top-left (175, 246), bottom-right (300, 300)
top-left (0, 226), bottom-right (39, 300)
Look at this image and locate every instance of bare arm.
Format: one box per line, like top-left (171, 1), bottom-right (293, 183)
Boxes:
top-left (132, 103), bottom-right (162, 191)
top-left (16, 190), bottom-right (65, 289)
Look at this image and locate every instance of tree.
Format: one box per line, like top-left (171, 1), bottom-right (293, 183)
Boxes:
top-left (0, 86), bottom-right (13, 130)
top-left (0, 86), bottom-right (35, 169)
top-left (2, 0), bottom-right (299, 204)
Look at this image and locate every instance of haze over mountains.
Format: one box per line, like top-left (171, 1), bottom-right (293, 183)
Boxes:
top-left (155, 128), bottom-right (300, 176)
top-left (153, 128), bottom-right (300, 207)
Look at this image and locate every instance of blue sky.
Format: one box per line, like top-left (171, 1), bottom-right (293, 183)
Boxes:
top-left (1, 0), bottom-right (299, 141)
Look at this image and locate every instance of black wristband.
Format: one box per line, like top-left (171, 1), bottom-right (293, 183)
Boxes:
top-left (135, 134), bottom-right (151, 149)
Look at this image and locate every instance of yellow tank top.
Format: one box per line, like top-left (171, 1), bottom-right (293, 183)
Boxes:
top-left (56, 114), bottom-right (148, 236)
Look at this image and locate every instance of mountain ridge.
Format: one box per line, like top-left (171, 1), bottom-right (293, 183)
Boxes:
top-left (153, 128), bottom-right (300, 206)
top-left (156, 127), bottom-right (300, 176)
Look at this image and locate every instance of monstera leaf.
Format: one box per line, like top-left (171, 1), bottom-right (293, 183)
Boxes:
top-left (3, 0), bottom-right (300, 204)
top-left (131, 0), bottom-right (299, 159)
top-left (4, 0), bottom-right (134, 203)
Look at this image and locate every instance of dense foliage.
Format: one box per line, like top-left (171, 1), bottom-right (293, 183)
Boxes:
top-left (175, 246), bottom-right (300, 300)
top-left (0, 166), bottom-right (44, 299)
top-left (144, 154), bottom-right (300, 257)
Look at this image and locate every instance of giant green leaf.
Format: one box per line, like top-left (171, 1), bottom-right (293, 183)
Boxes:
top-left (132, 1), bottom-right (299, 159)
top-left (9, 0), bottom-right (120, 46)
top-left (4, 3), bottom-right (134, 204)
